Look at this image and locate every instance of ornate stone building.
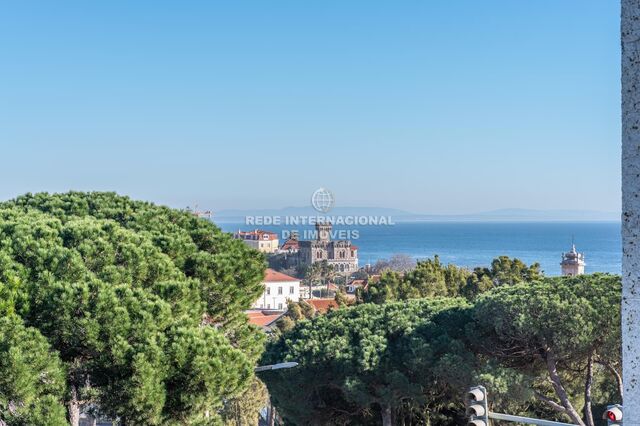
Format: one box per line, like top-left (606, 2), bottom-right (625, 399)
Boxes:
top-left (298, 222), bottom-right (358, 274)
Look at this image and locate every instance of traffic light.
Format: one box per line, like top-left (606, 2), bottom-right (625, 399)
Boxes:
top-left (466, 386), bottom-right (489, 426)
top-left (603, 404), bottom-right (623, 426)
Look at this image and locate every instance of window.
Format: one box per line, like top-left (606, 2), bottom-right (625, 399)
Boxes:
top-left (278, 286), bottom-right (283, 295)
top-left (266, 287), bottom-right (270, 295)
top-left (267, 304), bottom-right (271, 309)
top-left (290, 286), bottom-right (295, 294)
top-left (278, 303), bottom-right (283, 310)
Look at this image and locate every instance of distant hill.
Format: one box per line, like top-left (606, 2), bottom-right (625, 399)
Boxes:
top-left (213, 206), bottom-right (620, 223)
top-left (467, 208), bottom-right (620, 222)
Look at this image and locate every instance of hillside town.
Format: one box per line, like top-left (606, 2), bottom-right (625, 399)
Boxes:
top-left (236, 221), bottom-right (588, 335)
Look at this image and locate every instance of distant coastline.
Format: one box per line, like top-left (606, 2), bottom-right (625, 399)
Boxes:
top-left (213, 206), bottom-right (621, 224)
top-left (217, 221), bottom-right (621, 276)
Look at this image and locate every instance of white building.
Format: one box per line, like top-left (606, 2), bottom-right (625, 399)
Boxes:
top-left (252, 268), bottom-right (300, 311)
top-left (561, 243), bottom-right (585, 276)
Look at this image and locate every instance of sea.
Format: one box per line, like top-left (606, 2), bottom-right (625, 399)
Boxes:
top-left (216, 221), bottom-right (621, 276)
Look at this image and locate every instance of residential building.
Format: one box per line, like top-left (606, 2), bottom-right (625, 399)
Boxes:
top-left (346, 279), bottom-right (367, 294)
top-left (245, 310), bottom-right (286, 332)
top-left (279, 235), bottom-right (300, 254)
top-left (299, 285), bottom-right (311, 300)
top-left (234, 229), bottom-right (279, 253)
top-left (252, 268), bottom-right (300, 311)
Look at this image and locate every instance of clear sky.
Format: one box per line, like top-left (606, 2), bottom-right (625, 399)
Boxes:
top-left (0, 1), bottom-right (620, 214)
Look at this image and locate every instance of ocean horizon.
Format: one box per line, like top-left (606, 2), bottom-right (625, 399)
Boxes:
top-left (216, 221), bottom-right (621, 276)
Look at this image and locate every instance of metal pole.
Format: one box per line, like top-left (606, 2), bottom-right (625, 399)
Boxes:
top-left (489, 412), bottom-right (575, 426)
top-left (254, 361), bottom-right (299, 372)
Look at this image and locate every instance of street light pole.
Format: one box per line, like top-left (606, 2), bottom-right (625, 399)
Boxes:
top-left (255, 362), bottom-right (298, 426)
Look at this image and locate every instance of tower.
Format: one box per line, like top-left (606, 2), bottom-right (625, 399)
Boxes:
top-left (561, 243), bottom-right (585, 276)
top-left (315, 222), bottom-right (332, 242)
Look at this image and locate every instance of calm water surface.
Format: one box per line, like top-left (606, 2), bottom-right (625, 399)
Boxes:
top-left (217, 221), bottom-right (621, 276)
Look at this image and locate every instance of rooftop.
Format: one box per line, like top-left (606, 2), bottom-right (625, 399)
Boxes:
top-left (246, 310), bottom-right (285, 328)
top-left (235, 229), bottom-right (279, 240)
top-left (264, 268), bottom-right (299, 282)
top-left (307, 298), bottom-right (339, 313)
top-left (280, 238), bottom-right (300, 251)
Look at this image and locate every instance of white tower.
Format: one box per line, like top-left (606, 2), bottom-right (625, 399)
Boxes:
top-left (560, 243), bottom-right (585, 276)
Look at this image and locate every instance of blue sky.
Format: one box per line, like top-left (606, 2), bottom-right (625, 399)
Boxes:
top-left (0, 1), bottom-right (620, 214)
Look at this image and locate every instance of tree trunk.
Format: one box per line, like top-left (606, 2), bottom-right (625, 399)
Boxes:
top-left (381, 404), bottom-right (393, 426)
top-left (622, 0), bottom-right (640, 422)
top-left (544, 348), bottom-right (585, 426)
top-left (268, 400), bottom-right (275, 426)
top-left (596, 360), bottom-right (624, 400)
top-left (584, 353), bottom-right (595, 426)
top-left (68, 384), bottom-right (80, 426)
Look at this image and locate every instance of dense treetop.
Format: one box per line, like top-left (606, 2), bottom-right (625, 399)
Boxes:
top-left (265, 274), bottom-right (621, 426)
top-left (261, 298), bottom-right (472, 425)
top-left (360, 255), bottom-right (543, 303)
top-left (0, 192), bottom-right (267, 425)
top-left (0, 315), bottom-right (67, 425)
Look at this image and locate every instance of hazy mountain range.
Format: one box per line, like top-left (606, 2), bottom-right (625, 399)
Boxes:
top-left (213, 207), bottom-right (620, 223)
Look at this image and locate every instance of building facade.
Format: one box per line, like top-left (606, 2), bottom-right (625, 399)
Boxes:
top-left (560, 244), bottom-right (585, 276)
top-left (252, 268), bottom-right (300, 311)
top-left (234, 229), bottom-right (279, 253)
top-left (298, 222), bottom-right (358, 274)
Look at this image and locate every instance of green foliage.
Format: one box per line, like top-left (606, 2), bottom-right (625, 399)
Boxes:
top-left (264, 274), bottom-right (622, 425)
top-left (471, 274), bottom-right (619, 368)
top-left (462, 256), bottom-right (542, 298)
top-left (469, 274), bottom-right (621, 424)
top-left (361, 255), bottom-right (542, 303)
top-left (0, 192), bottom-right (266, 423)
top-left (0, 315), bottom-right (67, 426)
top-left (220, 378), bottom-right (269, 426)
top-left (274, 299), bottom-right (316, 334)
top-left (261, 298), bottom-right (472, 425)
top-left (361, 256), bottom-right (469, 303)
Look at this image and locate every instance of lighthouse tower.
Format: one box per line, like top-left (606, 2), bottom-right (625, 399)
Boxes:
top-left (560, 243), bottom-right (585, 276)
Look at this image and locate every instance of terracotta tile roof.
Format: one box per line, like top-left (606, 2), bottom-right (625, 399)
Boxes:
top-left (264, 268), bottom-right (299, 282)
top-left (349, 279), bottom-right (366, 287)
top-left (280, 238), bottom-right (300, 250)
top-left (307, 298), bottom-right (339, 313)
top-left (350, 245), bottom-right (358, 250)
top-left (235, 229), bottom-right (279, 240)
top-left (246, 310), bottom-right (284, 328)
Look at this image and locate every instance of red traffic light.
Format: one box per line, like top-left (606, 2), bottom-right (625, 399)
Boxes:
top-left (604, 405), bottom-right (623, 422)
